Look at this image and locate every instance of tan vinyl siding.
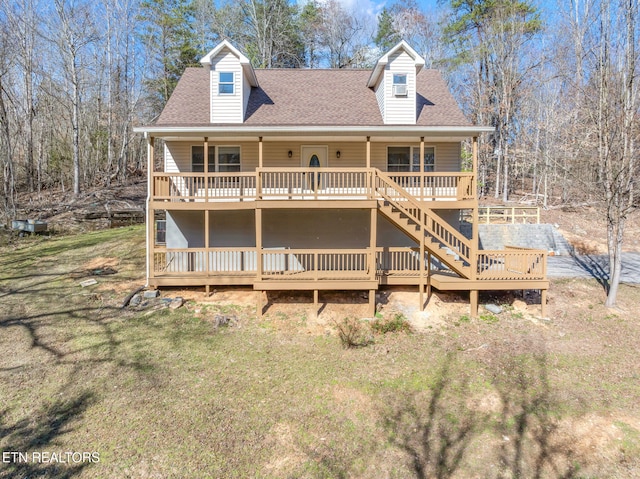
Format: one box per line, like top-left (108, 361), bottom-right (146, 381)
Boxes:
top-left (165, 142), bottom-right (191, 172)
top-left (210, 49), bottom-right (243, 123)
top-left (384, 51), bottom-right (416, 125)
top-left (165, 140), bottom-right (461, 172)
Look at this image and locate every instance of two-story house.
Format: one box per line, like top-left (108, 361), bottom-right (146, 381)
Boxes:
top-left (135, 40), bottom-right (549, 317)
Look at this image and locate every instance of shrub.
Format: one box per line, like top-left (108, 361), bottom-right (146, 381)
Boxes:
top-left (334, 317), bottom-right (373, 349)
top-left (371, 313), bottom-right (412, 335)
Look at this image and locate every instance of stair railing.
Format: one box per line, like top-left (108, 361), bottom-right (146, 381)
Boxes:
top-left (373, 169), bottom-right (473, 268)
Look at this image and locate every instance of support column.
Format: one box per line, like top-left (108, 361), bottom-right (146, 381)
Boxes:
top-left (256, 207), bottom-right (263, 317)
top-left (256, 208), bottom-right (262, 282)
top-left (369, 290), bottom-right (376, 317)
top-left (426, 252), bottom-right (432, 302)
top-left (369, 208), bottom-right (377, 281)
top-left (204, 209), bottom-right (210, 294)
top-left (470, 136), bottom-right (479, 281)
top-left (366, 136), bottom-right (371, 168)
top-left (146, 135), bottom-right (155, 286)
top-left (258, 136), bottom-right (263, 168)
top-left (419, 232), bottom-right (425, 311)
top-left (470, 290), bottom-right (479, 318)
top-left (203, 137), bottom-right (209, 201)
top-left (541, 289), bottom-right (547, 318)
top-left (419, 137), bottom-right (425, 192)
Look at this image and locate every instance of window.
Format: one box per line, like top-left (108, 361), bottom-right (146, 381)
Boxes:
top-left (192, 145), bottom-right (241, 172)
top-left (393, 74), bottom-right (408, 96)
top-left (155, 220), bottom-right (166, 246)
top-left (412, 147), bottom-right (435, 172)
top-left (192, 146), bottom-right (215, 172)
top-left (387, 146), bottom-right (435, 172)
top-left (387, 146), bottom-right (411, 172)
top-left (219, 72), bottom-right (234, 94)
top-left (217, 146), bottom-right (241, 172)
top-left (393, 74), bottom-right (407, 85)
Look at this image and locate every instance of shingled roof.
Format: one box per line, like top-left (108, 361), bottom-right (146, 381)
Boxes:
top-left (155, 67), bottom-right (471, 128)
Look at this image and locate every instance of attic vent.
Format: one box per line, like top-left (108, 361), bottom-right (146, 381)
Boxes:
top-left (393, 84), bottom-right (408, 97)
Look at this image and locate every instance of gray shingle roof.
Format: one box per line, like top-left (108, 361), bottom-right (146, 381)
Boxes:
top-left (155, 67), bottom-right (471, 127)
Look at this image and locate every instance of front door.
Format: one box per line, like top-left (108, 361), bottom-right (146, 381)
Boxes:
top-left (301, 146), bottom-right (327, 190)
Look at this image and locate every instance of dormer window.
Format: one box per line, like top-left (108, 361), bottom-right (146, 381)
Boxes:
top-left (393, 74), bottom-right (407, 97)
top-left (219, 72), bottom-right (234, 94)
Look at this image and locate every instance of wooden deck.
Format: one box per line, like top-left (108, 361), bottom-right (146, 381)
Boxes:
top-left (146, 166), bottom-right (549, 318)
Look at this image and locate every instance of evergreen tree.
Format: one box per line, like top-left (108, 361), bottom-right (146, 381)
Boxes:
top-left (139, 0), bottom-right (200, 113)
top-left (374, 7), bottom-right (400, 51)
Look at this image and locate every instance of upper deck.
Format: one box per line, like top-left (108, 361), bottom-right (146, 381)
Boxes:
top-left (150, 168), bottom-right (476, 208)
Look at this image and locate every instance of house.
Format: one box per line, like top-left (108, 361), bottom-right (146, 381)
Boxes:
top-left (134, 39), bottom-right (549, 317)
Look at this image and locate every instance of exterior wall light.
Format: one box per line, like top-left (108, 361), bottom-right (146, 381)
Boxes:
top-left (336, 151), bottom-right (341, 159)
top-left (288, 150), bottom-right (293, 158)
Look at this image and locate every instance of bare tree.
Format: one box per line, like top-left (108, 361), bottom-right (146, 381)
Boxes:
top-left (0, 11), bottom-right (16, 219)
top-left (593, 0), bottom-right (638, 306)
top-left (51, 0), bottom-right (98, 196)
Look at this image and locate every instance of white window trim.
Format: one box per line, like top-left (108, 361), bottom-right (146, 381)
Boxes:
top-left (218, 72), bottom-right (235, 95)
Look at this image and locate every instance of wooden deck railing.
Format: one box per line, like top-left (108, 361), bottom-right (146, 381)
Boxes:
top-left (476, 246), bottom-right (547, 280)
top-left (461, 206), bottom-right (541, 224)
top-left (151, 169), bottom-right (474, 203)
top-left (375, 171), bottom-right (472, 266)
top-left (152, 246), bottom-right (546, 282)
top-left (152, 247), bottom-right (371, 280)
top-left (388, 172), bottom-right (474, 201)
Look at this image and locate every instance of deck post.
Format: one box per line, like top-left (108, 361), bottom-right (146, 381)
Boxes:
top-left (420, 137), bottom-right (425, 193)
top-left (541, 289), bottom-right (547, 318)
top-left (366, 136), bottom-right (371, 169)
top-left (256, 208), bottom-right (262, 283)
top-left (203, 136), bottom-right (209, 202)
top-left (369, 290), bottom-right (376, 317)
top-left (314, 289), bottom-right (318, 311)
top-left (146, 135), bottom-right (155, 285)
top-left (258, 136), bottom-right (263, 168)
top-left (470, 136), bottom-right (479, 281)
top-left (426, 252), bottom-right (432, 301)
top-left (470, 290), bottom-right (479, 318)
top-left (419, 234), bottom-right (425, 311)
top-left (204, 209), bottom-right (210, 276)
top-left (257, 291), bottom-right (263, 318)
top-left (369, 208), bottom-right (377, 281)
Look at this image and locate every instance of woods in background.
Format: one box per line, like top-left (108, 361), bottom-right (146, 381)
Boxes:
top-left (0, 0), bottom-right (637, 299)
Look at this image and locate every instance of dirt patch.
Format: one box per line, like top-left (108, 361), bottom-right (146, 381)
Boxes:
top-left (541, 205), bottom-right (640, 253)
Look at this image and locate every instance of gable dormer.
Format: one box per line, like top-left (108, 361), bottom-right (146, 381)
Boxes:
top-left (367, 41), bottom-right (425, 125)
top-left (200, 40), bottom-right (258, 124)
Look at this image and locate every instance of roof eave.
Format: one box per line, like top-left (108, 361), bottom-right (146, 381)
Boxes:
top-left (134, 125), bottom-right (495, 138)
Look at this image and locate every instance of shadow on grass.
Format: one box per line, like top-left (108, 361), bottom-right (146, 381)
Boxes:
top-left (383, 353), bottom-right (480, 479)
top-left (384, 347), bottom-right (583, 479)
top-left (0, 392), bottom-right (96, 479)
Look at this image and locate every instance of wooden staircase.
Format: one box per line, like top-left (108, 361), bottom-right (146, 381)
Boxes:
top-left (374, 170), bottom-right (473, 279)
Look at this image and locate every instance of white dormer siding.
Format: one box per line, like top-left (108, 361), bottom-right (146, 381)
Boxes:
top-left (210, 49), bottom-right (243, 123)
top-left (368, 41), bottom-right (425, 125)
top-left (384, 50), bottom-right (417, 124)
top-left (200, 40), bottom-right (259, 124)
top-left (375, 75), bottom-right (386, 119)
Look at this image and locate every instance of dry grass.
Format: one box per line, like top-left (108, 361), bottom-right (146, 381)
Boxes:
top-left (1, 226), bottom-right (640, 478)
